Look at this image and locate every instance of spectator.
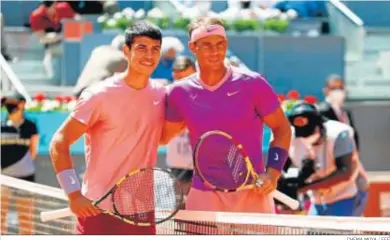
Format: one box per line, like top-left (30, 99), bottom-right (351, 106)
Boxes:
top-left (29, 0), bottom-right (79, 80)
top-left (318, 74), bottom-right (368, 217)
top-left (1, 93), bottom-right (39, 234)
top-left (73, 34), bottom-right (127, 97)
top-left (318, 74), bottom-right (359, 150)
top-left (274, 1), bottom-right (327, 18)
top-left (151, 36), bottom-right (184, 83)
top-left (172, 56), bottom-right (196, 80)
top-left (65, 1), bottom-right (119, 15)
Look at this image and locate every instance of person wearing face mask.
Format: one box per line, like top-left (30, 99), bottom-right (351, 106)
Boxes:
top-left (318, 75), bottom-right (359, 150)
top-left (1, 94), bottom-right (39, 234)
top-left (318, 75), bottom-right (368, 216)
top-left (288, 102), bottom-right (361, 216)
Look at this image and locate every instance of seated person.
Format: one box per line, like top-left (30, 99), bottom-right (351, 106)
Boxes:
top-left (30, 1), bottom-right (79, 79)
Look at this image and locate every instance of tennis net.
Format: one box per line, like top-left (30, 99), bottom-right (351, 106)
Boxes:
top-left (1, 174), bottom-right (389, 235)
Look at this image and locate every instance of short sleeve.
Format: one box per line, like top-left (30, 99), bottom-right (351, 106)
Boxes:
top-left (30, 122), bottom-right (38, 135)
top-left (165, 86), bottom-right (184, 122)
top-left (70, 90), bottom-right (102, 127)
top-left (58, 2), bottom-right (76, 18)
top-left (250, 75), bottom-right (280, 117)
top-left (334, 130), bottom-right (355, 158)
top-left (29, 14), bottom-right (44, 32)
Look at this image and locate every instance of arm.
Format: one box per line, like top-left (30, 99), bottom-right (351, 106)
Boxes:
top-left (50, 89), bottom-right (101, 199)
top-left (29, 134), bottom-right (39, 160)
top-left (300, 130), bottom-right (355, 191)
top-left (160, 121), bottom-right (186, 145)
top-left (50, 117), bottom-right (87, 173)
top-left (160, 86), bottom-right (187, 145)
top-left (33, 30), bottom-right (62, 45)
top-left (250, 75), bottom-right (291, 179)
top-left (263, 107), bottom-right (292, 179)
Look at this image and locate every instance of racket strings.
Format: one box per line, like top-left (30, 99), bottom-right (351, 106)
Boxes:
top-left (113, 170), bottom-right (155, 222)
top-left (196, 135), bottom-right (249, 190)
top-left (112, 169), bottom-right (182, 224)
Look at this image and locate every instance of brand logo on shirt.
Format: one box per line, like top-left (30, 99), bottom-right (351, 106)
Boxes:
top-left (274, 153), bottom-right (279, 161)
top-left (190, 94), bottom-right (197, 100)
top-left (153, 100), bottom-right (161, 105)
top-left (227, 91), bottom-right (239, 97)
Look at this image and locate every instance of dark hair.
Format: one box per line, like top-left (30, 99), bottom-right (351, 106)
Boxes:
top-left (326, 74), bottom-right (343, 86)
top-left (288, 102), bottom-right (327, 138)
top-left (187, 17), bottom-right (225, 39)
top-left (42, 0), bottom-right (55, 8)
top-left (124, 20), bottom-right (162, 48)
top-left (1, 93), bottom-right (26, 106)
top-left (173, 56), bottom-right (195, 71)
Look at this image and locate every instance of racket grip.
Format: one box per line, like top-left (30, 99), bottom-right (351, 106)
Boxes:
top-left (272, 190), bottom-right (300, 210)
top-left (40, 207), bottom-right (73, 222)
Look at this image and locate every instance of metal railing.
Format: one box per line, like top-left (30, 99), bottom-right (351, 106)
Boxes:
top-left (327, 0), bottom-right (365, 62)
top-left (0, 54), bottom-right (31, 102)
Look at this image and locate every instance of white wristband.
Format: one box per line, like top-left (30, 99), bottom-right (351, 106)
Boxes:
top-left (56, 169), bottom-right (81, 194)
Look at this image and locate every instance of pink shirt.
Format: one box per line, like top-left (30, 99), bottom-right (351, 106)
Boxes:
top-left (71, 75), bottom-right (165, 207)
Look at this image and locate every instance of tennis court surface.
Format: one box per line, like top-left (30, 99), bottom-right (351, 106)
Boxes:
top-left (1, 174), bottom-right (389, 235)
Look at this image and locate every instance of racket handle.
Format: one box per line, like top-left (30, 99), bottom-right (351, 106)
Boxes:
top-left (272, 190), bottom-right (300, 210)
top-left (40, 207), bottom-right (73, 222)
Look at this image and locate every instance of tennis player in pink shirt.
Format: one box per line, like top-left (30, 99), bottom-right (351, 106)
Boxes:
top-left (161, 17), bottom-right (292, 214)
top-left (49, 21), bottom-right (165, 235)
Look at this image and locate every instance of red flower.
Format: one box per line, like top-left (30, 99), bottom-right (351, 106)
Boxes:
top-left (55, 96), bottom-right (64, 103)
top-left (287, 90), bottom-right (300, 100)
top-left (304, 95), bottom-right (317, 104)
top-left (63, 95), bottom-right (75, 103)
top-left (277, 94), bottom-right (286, 102)
top-left (34, 92), bottom-right (46, 102)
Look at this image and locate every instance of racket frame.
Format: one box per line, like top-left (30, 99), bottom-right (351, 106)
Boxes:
top-left (193, 130), bottom-right (258, 192)
top-left (41, 168), bottom-right (183, 226)
top-left (109, 167), bottom-right (183, 226)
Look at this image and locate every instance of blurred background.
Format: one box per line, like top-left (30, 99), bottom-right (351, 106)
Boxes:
top-left (1, 0), bottom-right (389, 218)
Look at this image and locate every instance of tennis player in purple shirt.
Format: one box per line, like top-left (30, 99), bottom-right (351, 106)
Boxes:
top-left (161, 17), bottom-right (291, 213)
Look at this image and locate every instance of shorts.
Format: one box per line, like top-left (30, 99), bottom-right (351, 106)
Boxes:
top-left (308, 195), bottom-right (358, 216)
top-left (170, 168), bottom-right (193, 182)
top-left (75, 212), bottom-right (156, 235)
top-left (186, 188), bottom-right (275, 213)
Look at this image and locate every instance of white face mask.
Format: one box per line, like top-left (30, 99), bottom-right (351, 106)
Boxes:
top-left (328, 89), bottom-right (346, 106)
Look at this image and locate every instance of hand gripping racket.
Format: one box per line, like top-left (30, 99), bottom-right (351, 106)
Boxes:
top-left (40, 168), bottom-right (184, 226)
top-left (193, 130), bottom-right (299, 210)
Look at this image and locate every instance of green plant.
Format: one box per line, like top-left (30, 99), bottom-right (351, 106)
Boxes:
top-left (232, 19), bottom-right (260, 32)
top-left (263, 19), bottom-right (289, 33)
top-left (173, 17), bottom-right (191, 30)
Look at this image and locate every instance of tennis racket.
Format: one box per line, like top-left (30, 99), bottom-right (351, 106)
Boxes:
top-left (40, 168), bottom-right (184, 226)
top-left (193, 130), bottom-right (299, 210)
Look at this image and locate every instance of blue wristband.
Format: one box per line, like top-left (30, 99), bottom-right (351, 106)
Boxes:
top-left (56, 169), bottom-right (81, 194)
top-left (266, 146), bottom-right (288, 172)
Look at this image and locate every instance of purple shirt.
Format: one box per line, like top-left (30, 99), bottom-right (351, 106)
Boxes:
top-left (166, 67), bottom-right (280, 190)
